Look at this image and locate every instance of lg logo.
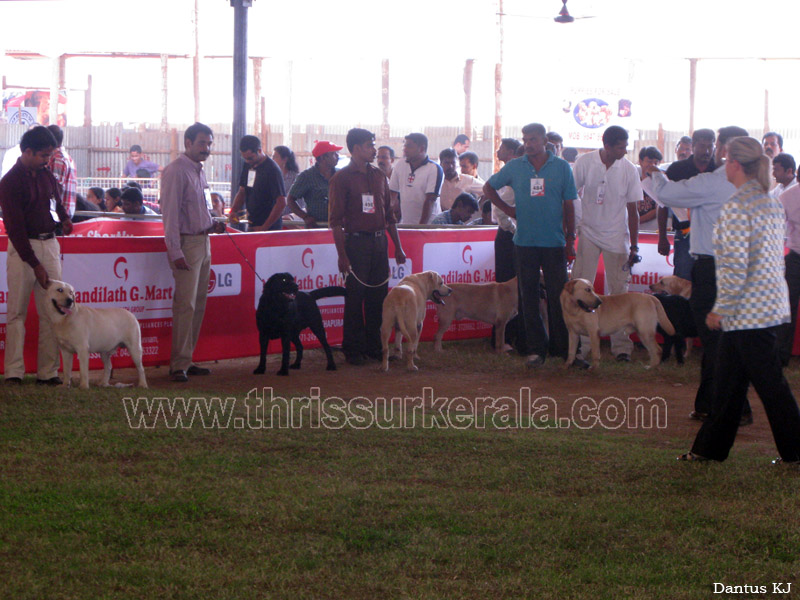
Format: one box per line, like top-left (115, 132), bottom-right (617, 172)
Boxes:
top-left (462, 245), bottom-right (473, 266)
top-left (113, 257), bottom-right (129, 282)
top-left (301, 248), bottom-right (315, 270)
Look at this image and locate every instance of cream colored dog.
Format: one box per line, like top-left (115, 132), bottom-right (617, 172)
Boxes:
top-left (560, 278), bottom-right (675, 369)
top-left (381, 270), bottom-right (452, 371)
top-left (649, 275), bottom-right (692, 299)
top-left (46, 280), bottom-right (148, 389)
top-left (433, 277), bottom-right (518, 353)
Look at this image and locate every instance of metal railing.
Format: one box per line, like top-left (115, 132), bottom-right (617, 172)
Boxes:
top-left (76, 177), bottom-right (233, 204)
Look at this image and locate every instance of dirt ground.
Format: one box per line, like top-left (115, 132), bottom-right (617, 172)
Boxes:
top-left (116, 341), bottom-right (783, 456)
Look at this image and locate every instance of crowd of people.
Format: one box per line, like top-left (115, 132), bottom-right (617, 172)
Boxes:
top-left (2, 120), bottom-right (800, 466)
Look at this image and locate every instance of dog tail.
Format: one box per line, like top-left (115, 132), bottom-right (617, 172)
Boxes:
top-left (653, 297), bottom-right (676, 335)
top-left (309, 286), bottom-right (346, 300)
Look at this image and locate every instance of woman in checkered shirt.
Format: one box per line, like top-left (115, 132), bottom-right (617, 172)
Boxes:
top-left (680, 136), bottom-right (800, 466)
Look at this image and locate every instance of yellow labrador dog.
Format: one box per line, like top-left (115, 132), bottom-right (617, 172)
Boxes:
top-left (649, 275), bottom-right (692, 299)
top-left (46, 280), bottom-right (148, 389)
top-left (560, 278), bottom-right (675, 369)
top-left (433, 277), bottom-right (518, 354)
top-left (381, 270), bottom-right (452, 371)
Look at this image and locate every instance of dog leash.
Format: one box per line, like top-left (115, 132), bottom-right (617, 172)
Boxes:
top-left (224, 230), bottom-right (266, 285)
top-left (343, 267), bottom-right (390, 289)
top-left (224, 229), bottom-right (390, 289)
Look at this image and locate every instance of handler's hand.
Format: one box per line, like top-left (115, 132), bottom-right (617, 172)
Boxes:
top-left (61, 219), bottom-right (73, 236)
top-left (173, 258), bottom-right (191, 271)
top-left (627, 250), bottom-right (639, 268)
top-left (303, 215), bottom-right (318, 228)
top-left (706, 312), bottom-right (723, 330)
top-left (565, 241), bottom-right (576, 262)
top-left (33, 264), bottom-right (50, 288)
top-left (395, 248), bottom-right (407, 265)
top-left (657, 237), bottom-right (670, 257)
top-left (211, 221), bottom-right (226, 234)
top-left (338, 255), bottom-right (351, 275)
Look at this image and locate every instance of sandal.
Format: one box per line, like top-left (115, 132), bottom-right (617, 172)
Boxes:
top-left (677, 452), bottom-right (710, 462)
top-left (771, 458), bottom-right (800, 466)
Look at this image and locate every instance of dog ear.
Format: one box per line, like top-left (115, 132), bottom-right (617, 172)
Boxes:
top-left (563, 279), bottom-right (577, 294)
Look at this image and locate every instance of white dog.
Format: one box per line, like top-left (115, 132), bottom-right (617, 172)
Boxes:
top-left (46, 280), bottom-right (148, 389)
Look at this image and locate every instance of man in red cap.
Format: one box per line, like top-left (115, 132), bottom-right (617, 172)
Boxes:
top-left (287, 140), bottom-right (342, 227)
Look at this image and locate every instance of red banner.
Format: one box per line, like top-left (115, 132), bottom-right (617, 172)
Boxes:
top-left (1, 221), bottom-right (798, 373)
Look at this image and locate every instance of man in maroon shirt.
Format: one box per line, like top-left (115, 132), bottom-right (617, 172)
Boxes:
top-left (0, 126), bottom-right (73, 385)
top-left (329, 128), bottom-right (406, 365)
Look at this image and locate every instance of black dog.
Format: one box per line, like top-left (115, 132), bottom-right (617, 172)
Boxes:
top-left (653, 292), bottom-right (698, 364)
top-left (254, 273), bottom-right (345, 376)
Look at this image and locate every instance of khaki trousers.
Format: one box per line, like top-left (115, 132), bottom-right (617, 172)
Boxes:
top-left (572, 236), bottom-right (633, 357)
top-left (5, 237), bottom-right (62, 379)
top-left (170, 234), bottom-right (211, 372)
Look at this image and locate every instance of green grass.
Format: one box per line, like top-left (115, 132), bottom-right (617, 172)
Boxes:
top-left (2, 354), bottom-right (800, 599)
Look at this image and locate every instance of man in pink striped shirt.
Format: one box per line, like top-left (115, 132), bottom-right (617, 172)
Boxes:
top-left (46, 125), bottom-right (76, 217)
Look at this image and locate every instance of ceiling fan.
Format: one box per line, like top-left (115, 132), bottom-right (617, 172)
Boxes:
top-left (498, 0), bottom-right (596, 24)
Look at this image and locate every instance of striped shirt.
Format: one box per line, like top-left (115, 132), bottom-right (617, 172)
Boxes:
top-left (712, 178), bottom-right (790, 331)
top-left (48, 146), bottom-right (77, 217)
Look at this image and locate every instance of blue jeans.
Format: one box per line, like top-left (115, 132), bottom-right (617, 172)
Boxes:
top-left (672, 231), bottom-right (694, 280)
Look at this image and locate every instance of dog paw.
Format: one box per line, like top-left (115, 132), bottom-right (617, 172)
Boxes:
top-left (290, 364), bottom-right (301, 370)
top-left (114, 383), bottom-right (133, 388)
top-left (276, 369), bottom-right (289, 376)
top-left (253, 366), bottom-right (266, 374)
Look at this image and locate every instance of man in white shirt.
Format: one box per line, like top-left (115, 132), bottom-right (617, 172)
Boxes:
top-left (572, 125), bottom-right (642, 362)
top-left (772, 153), bottom-right (797, 198)
top-left (389, 133), bottom-right (443, 224)
top-left (438, 148), bottom-right (484, 210)
top-left (778, 178), bottom-right (800, 366)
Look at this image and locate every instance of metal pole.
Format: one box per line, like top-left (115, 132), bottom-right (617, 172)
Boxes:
top-left (160, 54), bottom-right (169, 133)
top-left (493, 0), bottom-right (504, 173)
top-left (464, 59), bottom-right (473, 140)
top-left (231, 0), bottom-right (251, 193)
top-left (381, 59), bottom-right (390, 140)
top-left (253, 57), bottom-right (263, 138)
top-left (688, 58), bottom-right (697, 136)
top-left (193, 0), bottom-right (201, 122)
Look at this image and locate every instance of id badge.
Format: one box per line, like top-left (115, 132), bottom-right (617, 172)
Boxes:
top-left (530, 178), bottom-right (545, 197)
top-left (362, 193), bottom-right (375, 214)
top-left (204, 188), bottom-right (213, 209)
top-left (596, 182), bottom-right (605, 205)
top-left (247, 170), bottom-right (256, 188)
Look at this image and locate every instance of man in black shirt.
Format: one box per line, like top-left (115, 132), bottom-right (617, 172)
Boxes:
top-left (656, 128), bottom-right (716, 280)
top-left (230, 135), bottom-right (286, 231)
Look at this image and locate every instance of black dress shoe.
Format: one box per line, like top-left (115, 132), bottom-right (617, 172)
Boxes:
top-left (35, 377), bottom-right (62, 386)
top-left (187, 365), bottom-right (211, 376)
top-left (689, 411), bottom-right (709, 422)
top-left (677, 452), bottom-right (711, 462)
top-left (170, 370), bottom-right (189, 382)
top-left (4, 377), bottom-right (23, 385)
top-left (772, 457), bottom-right (800, 466)
top-left (570, 358), bottom-right (591, 370)
top-left (615, 353), bottom-right (631, 362)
